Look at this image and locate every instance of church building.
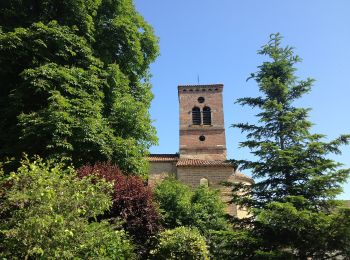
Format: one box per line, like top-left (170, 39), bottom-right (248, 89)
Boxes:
top-left (148, 84), bottom-right (252, 217)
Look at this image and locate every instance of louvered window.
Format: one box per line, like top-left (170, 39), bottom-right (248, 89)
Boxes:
top-left (192, 107), bottom-right (201, 125)
top-left (203, 106), bottom-right (211, 125)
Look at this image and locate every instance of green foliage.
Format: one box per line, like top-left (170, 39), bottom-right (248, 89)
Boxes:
top-left (191, 185), bottom-right (229, 233)
top-left (154, 178), bottom-right (229, 233)
top-left (154, 177), bottom-right (192, 228)
top-left (206, 230), bottom-right (261, 259)
top-left (0, 0), bottom-right (159, 176)
top-left (232, 33), bottom-right (350, 258)
top-left (255, 198), bottom-right (350, 258)
top-left (77, 162), bottom-right (162, 256)
top-left (150, 226), bottom-right (209, 260)
top-left (234, 33), bottom-right (350, 209)
top-left (0, 157), bottom-right (134, 259)
top-left (0, 0), bottom-right (101, 39)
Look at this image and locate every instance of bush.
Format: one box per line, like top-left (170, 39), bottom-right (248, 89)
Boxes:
top-left (154, 178), bottom-right (229, 233)
top-left (77, 162), bottom-right (161, 246)
top-left (0, 158), bottom-right (134, 259)
top-left (150, 226), bottom-right (209, 260)
top-left (154, 177), bottom-right (192, 228)
top-left (191, 186), bottom-right (229, 233)
top-left (206, 230), bottom-right (260, 259)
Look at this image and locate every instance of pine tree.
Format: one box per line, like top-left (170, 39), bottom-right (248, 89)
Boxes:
top-left (232, 33), bottom-right (350, 258)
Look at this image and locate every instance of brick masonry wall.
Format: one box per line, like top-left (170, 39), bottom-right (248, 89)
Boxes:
top-left (176, 166), bottom-right (251, 217)
top-left (148, 161), bottom-right (177, 188)
top-left (176, 166), bottom-right (233, 188)
top-left (177, 166), bottom-right (237, 215)
top-left (178, 85), bottom-right (225, 128)
top-left (178, 85), bottom-right (227, 160)
top-left (231, 178), bottom-right (252, 219)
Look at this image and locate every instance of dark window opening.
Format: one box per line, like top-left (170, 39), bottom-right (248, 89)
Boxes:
top-left (198, 97), bottom-right (205, 103)
top-left (192, 107), bottom-right (201, 125)
top-left (203, 106), bottom-right (211, 125)
top-left (199, 135), bottom-right (206, 141)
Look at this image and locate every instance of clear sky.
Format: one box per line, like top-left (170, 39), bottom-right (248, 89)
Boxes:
top-left (134, 0), bottom-right (350, 199)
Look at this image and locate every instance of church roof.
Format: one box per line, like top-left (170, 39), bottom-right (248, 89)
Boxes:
top-left (148, 154), bottom-right (179, 162)
top-left (148, 154), bottom-right (253, 182)
top-left (176, 159), bottom-right (233, 168)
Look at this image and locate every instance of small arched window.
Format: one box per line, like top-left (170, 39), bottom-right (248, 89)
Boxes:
top-left (192, 107), bottom-right (201, 125)
top-left (203, 106), bottom-right (211, 125)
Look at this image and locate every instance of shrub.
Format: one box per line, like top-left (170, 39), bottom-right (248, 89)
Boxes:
top-left (154, 177), bottom-right (192, 228)
top-left (191, 186), bottom-right (229, 233)
top-left (150, 226), bottom-right (209, 260)
top-left (77, 162), bottom-right (161, 246)
top-left (206, 230), bottom-right (260, 259)
top-left (154, 178), bottom-right (229, 233)
top-left (0, 158), bottom-right (134, 259)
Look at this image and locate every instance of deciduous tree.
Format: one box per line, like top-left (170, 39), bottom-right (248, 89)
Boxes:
top-left (0, 0), bottom-right (159, 176)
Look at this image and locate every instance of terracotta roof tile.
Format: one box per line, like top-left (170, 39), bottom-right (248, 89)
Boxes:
top-left (176, 159), bottom-right (233, 167)
top-left (148, 154), bottom-right (179, 162)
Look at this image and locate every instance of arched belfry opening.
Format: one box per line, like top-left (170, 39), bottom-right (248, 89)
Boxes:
top-left (192, 107), bottom-right (201, 125)
top-left (203, 106), bottom-right (211, 125)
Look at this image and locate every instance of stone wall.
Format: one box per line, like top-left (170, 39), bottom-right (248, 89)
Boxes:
top-left (177, 166), bottom-right (236, 215)
top-left (148, 161), bottom-right (177, 187)
top-left (177, 166), bottom-right (251, 217)
top-left (176, 166), bottom-right (233, 188)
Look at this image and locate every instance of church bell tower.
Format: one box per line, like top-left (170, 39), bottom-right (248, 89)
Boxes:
top-left (178, 84), bottom-right (227, 160)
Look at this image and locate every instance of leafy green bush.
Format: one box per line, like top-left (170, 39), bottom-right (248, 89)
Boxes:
top-left (154, 177), bottom-right (192, 228)
top-left (191, 185), bottom-right (229, 233)
top-left (0, 158), bottom-right (134, 259)
top-left (150, 226), bottom-right (209, 260)
top-left (206, 230), bottom-right (261, 259)
top-left (154, 178), bottom-right (229, 233)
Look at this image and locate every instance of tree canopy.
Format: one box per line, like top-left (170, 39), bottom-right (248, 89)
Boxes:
top-left (0, 0), bottom-right (159, 176)
top-left (232, 33), bottom-right (350, 258)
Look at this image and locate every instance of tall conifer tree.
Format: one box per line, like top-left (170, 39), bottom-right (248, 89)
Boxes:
top-left (232, 33), bottom-right (350, 258)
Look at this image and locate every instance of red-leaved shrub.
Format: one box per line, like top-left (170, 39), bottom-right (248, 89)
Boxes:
top-left (77, 162), bottom-right (161, 245)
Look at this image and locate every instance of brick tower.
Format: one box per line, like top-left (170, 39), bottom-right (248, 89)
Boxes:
top-left (178, 84), bottom-right (227, 160)
top-left (148, 83), bottom-right (252, 217)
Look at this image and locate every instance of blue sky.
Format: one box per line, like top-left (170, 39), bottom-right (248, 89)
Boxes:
top-left (134, 0), bottom-right (350, 199)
